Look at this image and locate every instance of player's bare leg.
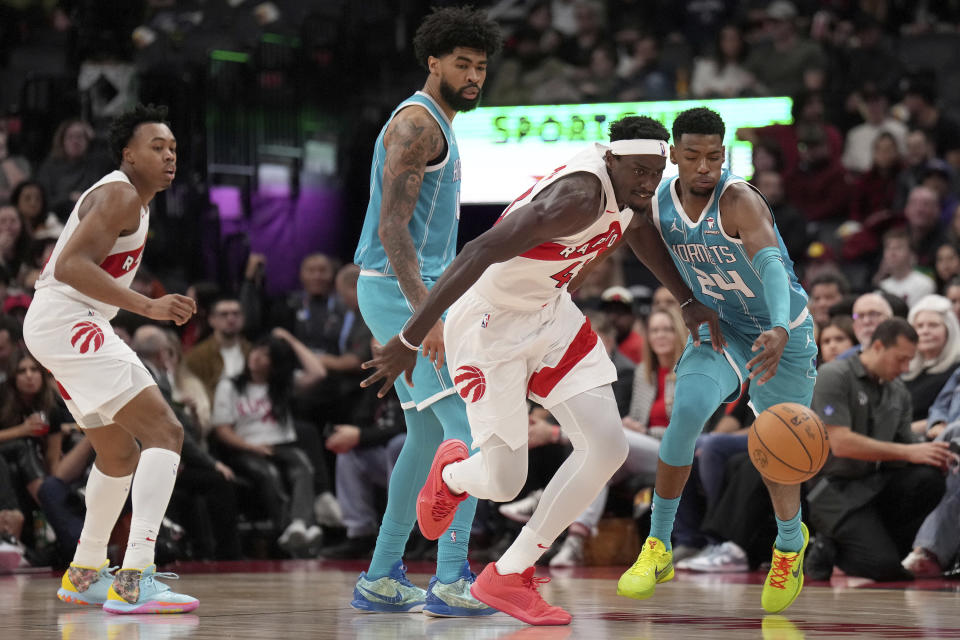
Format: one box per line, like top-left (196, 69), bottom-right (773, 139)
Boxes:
top-left (760, 478), bottom-right (808, 613)
top-left (100, 386), bottom-right (197, 613)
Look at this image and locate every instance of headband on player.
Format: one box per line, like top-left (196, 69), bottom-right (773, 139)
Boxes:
top-left (609, 139), bottom-right (668, 157)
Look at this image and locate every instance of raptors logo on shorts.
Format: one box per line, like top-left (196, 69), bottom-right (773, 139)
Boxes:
top-left (454, 365), bottom-right (486, 403)
top-left (70, 321), bottom-right (104, 354)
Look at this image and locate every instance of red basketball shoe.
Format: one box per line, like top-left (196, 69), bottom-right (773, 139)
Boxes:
top-left (470, 563), bottom-right (571, 626)
top-left (416, 439), bottom-right (469, 540)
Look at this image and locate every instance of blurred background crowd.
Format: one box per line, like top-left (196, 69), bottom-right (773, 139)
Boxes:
top-left (0, 0), bottom-right (959, 583)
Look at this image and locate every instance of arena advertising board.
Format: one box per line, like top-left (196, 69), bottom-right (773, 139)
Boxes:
top-left (453, 97), bottom-right (793, 204)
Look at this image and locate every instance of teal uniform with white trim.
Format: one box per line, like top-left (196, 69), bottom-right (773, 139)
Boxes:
top-left (651, 170), bottom-right (818, 461)
top-left (352, 91), bottom-right (486, 605)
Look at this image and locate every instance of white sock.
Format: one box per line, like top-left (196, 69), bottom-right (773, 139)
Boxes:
top-left (122, 448), bottom-right (180, 570)
top-left (73, 465), bottom-right (133, 567)
top-left (495, 526), bottom-right (553, 575)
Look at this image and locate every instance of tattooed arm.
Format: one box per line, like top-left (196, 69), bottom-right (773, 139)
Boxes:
top-left (378, 105), bottom-right (446, 307)
top-left (378, 105), bottom-right (448, 365)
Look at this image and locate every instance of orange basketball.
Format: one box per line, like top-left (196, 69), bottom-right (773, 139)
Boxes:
top-left (748, 402), bottom-right (829, 485)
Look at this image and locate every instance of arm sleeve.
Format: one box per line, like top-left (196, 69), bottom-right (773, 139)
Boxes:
top-left (752, 245), bottom-right (791, 332)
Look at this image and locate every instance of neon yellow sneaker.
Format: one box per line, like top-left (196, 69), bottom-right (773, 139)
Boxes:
top-left (761, 523), bottom-right (809, 613)
top-left (617, 537), bottom-right (674, 600)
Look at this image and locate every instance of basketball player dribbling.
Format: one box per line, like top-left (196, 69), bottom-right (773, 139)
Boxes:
top-left (351, 7), bottom-right (503, 616)
top-left (616, 107), bottom-right (818, 614)
top-left (361, 115), bottom-right (723, 626)
top-left (23, 104), bottom-right (199, 614)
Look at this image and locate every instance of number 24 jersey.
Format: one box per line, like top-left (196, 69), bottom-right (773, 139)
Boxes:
top-left (651, 169), bottom-right (808, 338)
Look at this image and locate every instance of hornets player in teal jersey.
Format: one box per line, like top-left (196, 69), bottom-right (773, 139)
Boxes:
top-left (350, 7), bottom-right (501, 616)
top-left (617, 107), bottom-right (818, 614)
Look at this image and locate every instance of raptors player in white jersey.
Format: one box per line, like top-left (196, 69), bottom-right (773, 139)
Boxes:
top-left (361, 116), bottom-right (723, 625)
top-left (23, 104), bottom-right (198, 614)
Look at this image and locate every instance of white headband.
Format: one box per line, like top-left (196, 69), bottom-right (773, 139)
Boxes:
top-left (609, 139), bottom-right (668, 157)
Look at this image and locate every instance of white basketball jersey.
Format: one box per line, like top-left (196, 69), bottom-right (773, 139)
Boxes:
top-left (472, 144), bottom-right (632, 310)
top-left (35, 170), bottom-right (149, 320)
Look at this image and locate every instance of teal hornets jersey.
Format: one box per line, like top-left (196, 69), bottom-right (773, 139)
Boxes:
top-left (651, 170), bottom-right (808, 337)
top-left (354, 92), bottom-right (462, 281)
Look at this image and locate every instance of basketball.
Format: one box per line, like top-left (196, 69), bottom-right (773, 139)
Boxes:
top-left (748, 402), bottom-right (829, 485)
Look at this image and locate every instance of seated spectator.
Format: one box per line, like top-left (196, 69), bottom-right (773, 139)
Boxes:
top-left (599, 286), bottom-right (642, 365)
top-left (0, 123), bottom-right (29, 205)
top-left (592, 312), bottom-right (635, 415)
top-left (837, 292), bottom-right (893, 359)
top-left (817, 315), bottom-right (857, 365)
top-left (616, 34), bottom-right (674, 102)
top-left (690, 24), bottom-right (754, 99)
top-left (843, 132), bottom-right (902, 271)
top-left (133, 325), bottom-right (240, 560)
top-left (180, 281), bottom-right (221, 350)
top-left (901, 75), bottom-right (960, 171)
top-left (10, 181), bottom-right (62, 241)
top-left (805, 318), bottom-right (949, 582)
top-left (903, 295), bottom-right (960, 429)
top-left (485, 27), bottom-right (581, 105)
top-left (875, 227), bottom-right (936, 308)
top-left (164, 329), bottom-right (211, 439)
top-left (904, 185), bottom-right (946, 271)
top-left (934, 243), bottom-right (960, 294)
top-left (806, 270), bottom-right (849, 331)
top-left (577, 43), bottom-right (619, 103)
top-left (753, 170), bottom-right (808, 274)
top-left (550, 307), bottom-right (686, 566)
top-left (743, 1), bottom-right (825, 98)
top-left (902, 420), bottom-right (960, 578)
top-left (783, 123), bottom-right (852, 226)
top-left (34, 118), bottom-right (110, 220)
top-left (841, 86), bottom-right (907, 174)
top-left (212, 330), bottom-right (326, 555)
top-left (0, 349), bottom-right (69, 504)
top-left (0, 455), bottom-right (26, 572)
top-left (319, 386), bottom-right (406, 560)
top-left (185, 296), bottom-right (251, 402)
top-left (0, 204), bottom-right (32, 284)
top-left (0, 314), bottom-right (22, 384)
top-left (894, 129), bottom-right (935, 212)
top-left (945, 275), bottom-right (960, 324)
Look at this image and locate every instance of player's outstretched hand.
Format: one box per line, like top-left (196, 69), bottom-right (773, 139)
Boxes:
top-left (145, 294), bottom-right (197, 326)
top-left (747, 327), bottom-right (788, 385)
top-left (682, 300), bottom-right (726, 352)
top-left (422, 319), bottom-right (445, 369)
top-left (361, 335), bottom-right (418, 398)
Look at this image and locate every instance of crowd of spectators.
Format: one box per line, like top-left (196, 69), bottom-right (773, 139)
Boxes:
top-left (0, 0), bottom-right (959, 584)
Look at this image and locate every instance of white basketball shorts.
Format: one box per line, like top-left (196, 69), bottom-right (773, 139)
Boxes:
top-left (24, 289), bottom-right (155, 428)
top-left (444, 287), bottom-right (616, 450)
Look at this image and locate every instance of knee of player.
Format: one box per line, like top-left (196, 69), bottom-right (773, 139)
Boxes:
top-left (488, 474), bottom-right (526, 503)
top-left (157, 414), bottom-right (184, 451)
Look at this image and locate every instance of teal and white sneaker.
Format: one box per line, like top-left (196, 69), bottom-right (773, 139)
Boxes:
top-left (424, 561), bottom-right (496, 617)
top-left (102, 564), bottom-right (199, 614)
top-left (57, 560), bottom-right (116, 605)
top-left (351, 560), bottom-right (426, 613)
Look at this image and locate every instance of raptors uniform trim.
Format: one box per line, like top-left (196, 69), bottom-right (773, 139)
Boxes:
top-left (24, 170), bottom-right (157, 425)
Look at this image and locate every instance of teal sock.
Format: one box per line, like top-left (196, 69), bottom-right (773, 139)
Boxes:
top-left (436, 519), bottom-right (473, 583)
top-left (649, 492), bottom-right (680, 551)
top-left (367, 515), bottom-right (414, 580)
top-left (775, 507), bottom-right (804, 553)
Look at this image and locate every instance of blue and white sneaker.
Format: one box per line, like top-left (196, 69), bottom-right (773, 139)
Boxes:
top-left (57, 560), bottom-right (116, 606)
top-left (351, 560), bottom-right (426, 613)
top-left (424, 561), bottom-right (496, 617)
top-left (102, 564), bottom-right (199, 614)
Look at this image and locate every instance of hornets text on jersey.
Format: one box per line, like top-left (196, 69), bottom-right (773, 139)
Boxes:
top-left (651, 169), bottom-right (808, 337)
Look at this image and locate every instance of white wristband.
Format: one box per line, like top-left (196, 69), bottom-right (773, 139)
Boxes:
top-left (680, 297), bottom-right (695, 309)
top-left (398, 331), bottom-right (420, 352)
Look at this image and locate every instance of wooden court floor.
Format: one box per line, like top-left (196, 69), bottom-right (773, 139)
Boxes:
top-left (3, 560), bottom-right (960, 639)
